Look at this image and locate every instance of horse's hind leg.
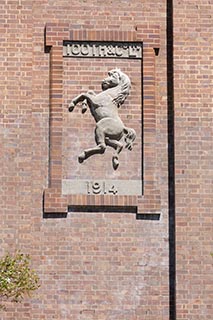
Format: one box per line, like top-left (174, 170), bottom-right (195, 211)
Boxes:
top-left (78, 124), bottom-right (106, 163)
top-left (95, 123), bottom-right (107, 150)
top-left (105, 138), bottom-right (123, 170)
top-left (78, 144), bottom-right (106, 163)
top-left (105, 138), bottom-right (123, 153)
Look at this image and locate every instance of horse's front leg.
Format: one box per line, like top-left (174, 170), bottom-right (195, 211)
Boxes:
top-left (81, 99), bottom-right (88, 114)
top-left (68, 93), bottom-right (95, 112)
top-left (68, 93), bottom-right (87, 112)
top-left (81, 91), bottom-right (97, 113)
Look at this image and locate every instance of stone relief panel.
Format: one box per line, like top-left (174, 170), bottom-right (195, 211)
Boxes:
top-left (62, 58), bottom-right (142, 196)
top-left (68, 68), bottom-right (136, 170)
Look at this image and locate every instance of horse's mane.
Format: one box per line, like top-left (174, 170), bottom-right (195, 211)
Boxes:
top-left (111, 69), bottom-right (131, 108)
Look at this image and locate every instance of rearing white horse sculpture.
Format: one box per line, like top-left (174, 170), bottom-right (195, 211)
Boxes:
top-left (68, 69), bottom-right (136, 170)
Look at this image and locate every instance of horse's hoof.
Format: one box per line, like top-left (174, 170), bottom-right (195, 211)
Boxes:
top-left (82, 106), bottom-right (87, 114)
top-left (112, 156), bottom-right (119, 170)
top-left (78, 152), bottom-right (85, 163)
top-left (68, 102), bottom-right (75, 112)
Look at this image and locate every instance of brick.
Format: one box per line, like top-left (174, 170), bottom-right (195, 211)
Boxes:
top-left (6, 1), bottom-right (213, 319)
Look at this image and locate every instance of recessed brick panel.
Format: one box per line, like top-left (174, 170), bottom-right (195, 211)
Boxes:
top-left (43, 24), bottom-right (161, 214)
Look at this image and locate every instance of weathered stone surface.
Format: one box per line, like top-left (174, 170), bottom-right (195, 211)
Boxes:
top-left (62, 179), bottom-right (142, 195)
top-left (63, 41), bottom-right (142, 59)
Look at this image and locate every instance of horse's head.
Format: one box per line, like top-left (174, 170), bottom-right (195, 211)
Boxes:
top-left (102, 69), bottom-right (121, 90)
top-left (102, 69), bottom-right (131, 107)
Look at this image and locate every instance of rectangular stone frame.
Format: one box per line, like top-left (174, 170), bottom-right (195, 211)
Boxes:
top-left (44, 23), bottom-right (161, 216)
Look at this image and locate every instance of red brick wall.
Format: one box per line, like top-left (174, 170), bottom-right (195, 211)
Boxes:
top-left (174, 1), bottom-right (213, 319)
top-left (1, 1), bottom-right (168, 319)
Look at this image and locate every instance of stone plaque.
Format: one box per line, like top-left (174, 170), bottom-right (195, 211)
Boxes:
top-left (63, 41), bottom-right (142, 59)
top-left (62, 179), bottom-right (142, 196)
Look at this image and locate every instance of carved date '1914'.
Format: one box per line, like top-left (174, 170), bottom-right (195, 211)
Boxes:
top-left (86, 181), bottom-right (118, 195)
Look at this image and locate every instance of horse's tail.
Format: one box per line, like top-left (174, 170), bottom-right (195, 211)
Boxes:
top-left (123, 127), bottom-right (136, 150)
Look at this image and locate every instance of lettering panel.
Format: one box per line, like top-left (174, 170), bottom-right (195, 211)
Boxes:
top-left (63, 41), bottom-right (142, 59)
top-left (62, 179), bottom-right (142, 196)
